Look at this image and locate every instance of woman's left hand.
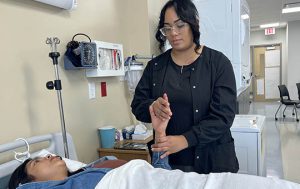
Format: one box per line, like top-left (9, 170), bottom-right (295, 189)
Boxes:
top-left (151, 135), bottom-right (188, 158)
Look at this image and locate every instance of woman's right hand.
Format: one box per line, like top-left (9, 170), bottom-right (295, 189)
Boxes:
top-left (152, 93), bottom-right (172, 120)
top-left (151, 135), bottom-right (188, 158)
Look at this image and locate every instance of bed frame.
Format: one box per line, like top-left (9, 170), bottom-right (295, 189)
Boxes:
top-left (0, 132), bottom-right (78, 189)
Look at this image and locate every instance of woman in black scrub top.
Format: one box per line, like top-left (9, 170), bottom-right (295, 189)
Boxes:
top-left (131, 0), bottom-right (239, 174)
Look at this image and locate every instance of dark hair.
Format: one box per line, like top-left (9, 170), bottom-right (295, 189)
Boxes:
top-left (8, 157), bottom-right (82, 189)
top-left (8, 159), bottom-right (34, 189)
top-left (155, 0), bottom-right (201, 52)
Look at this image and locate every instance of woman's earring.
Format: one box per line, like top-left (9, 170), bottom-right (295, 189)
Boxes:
top-left (160, 34), bottom-right (166, 41)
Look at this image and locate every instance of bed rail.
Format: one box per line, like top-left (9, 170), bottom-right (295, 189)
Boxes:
top-left (0, 132), bottom-right (78, 189)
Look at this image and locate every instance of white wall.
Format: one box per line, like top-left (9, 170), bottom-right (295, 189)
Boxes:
top-left (250, 28), bottom-right (288, 85)
top-left (287, 20), bottom-right (300, 99)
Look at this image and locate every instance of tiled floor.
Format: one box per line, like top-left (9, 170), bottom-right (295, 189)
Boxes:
top-left (249, 101), bottom-right (300, 183)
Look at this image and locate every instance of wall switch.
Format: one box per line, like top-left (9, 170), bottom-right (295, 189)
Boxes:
top-left (101, 82), bottom-right (107, 97)
top-left (88, 82), bottom-right (96, 99)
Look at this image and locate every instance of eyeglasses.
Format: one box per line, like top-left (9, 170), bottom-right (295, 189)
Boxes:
top-left (160, 22), bottom-right (188, 36)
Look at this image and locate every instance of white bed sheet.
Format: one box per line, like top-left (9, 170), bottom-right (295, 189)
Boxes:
top-left (96, 159), bottom-right (300, 189)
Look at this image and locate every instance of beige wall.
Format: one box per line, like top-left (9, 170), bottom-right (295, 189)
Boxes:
top-left (147, 0), bottom-right (169, 55)
top-left (0, 0), bottom-right (165, 163)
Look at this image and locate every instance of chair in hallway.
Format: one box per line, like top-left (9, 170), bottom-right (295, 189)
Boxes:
top-left (297, 83), bottom-right (300, 99)
top-left (297, 83), bottom-right (300, 108)
top-left (275, 85), bottom-right (300, 122)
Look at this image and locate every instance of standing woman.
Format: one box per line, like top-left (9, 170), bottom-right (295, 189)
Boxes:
top-left (131, 0), bottom-right (239, 174)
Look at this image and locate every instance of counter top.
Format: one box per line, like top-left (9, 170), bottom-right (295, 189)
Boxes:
top-left (231, 114), bottom-right (266, 133)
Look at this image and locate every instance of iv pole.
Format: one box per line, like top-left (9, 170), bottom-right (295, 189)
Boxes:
top-left (45, 37), bottom-right (69, 158)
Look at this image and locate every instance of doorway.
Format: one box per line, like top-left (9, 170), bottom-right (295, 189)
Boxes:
top-left (251, 44), bottom-right (281, 102)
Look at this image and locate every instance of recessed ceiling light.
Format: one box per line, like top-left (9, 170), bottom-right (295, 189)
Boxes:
top-left (282, 2), bottom-right (300, 13)
top-left (282, 7), bottom-right (300, 13)
top-left (259, 23), bottom-right (280, 28)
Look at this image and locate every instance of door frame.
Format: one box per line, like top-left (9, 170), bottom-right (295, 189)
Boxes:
top-left (250, 43), bottom-right (282, 102)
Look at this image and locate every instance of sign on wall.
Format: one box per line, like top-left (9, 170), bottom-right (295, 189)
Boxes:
top-left (265, 27), bottom-right (276, 35)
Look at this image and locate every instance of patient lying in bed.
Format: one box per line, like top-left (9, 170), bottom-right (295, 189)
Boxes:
top-left (9, 106), bottom-right (171, 189)
top-left (8, 107), bottom-right (300, 189)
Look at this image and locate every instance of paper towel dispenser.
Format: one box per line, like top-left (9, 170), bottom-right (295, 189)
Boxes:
top-left (34, 0), bottom-right (77, 10)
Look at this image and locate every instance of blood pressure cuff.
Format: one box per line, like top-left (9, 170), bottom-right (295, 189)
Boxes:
top-left (64, 33), bottom-right (97, 68)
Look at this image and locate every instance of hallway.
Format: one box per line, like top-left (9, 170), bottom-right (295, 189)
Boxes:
top-left (249, 101), bottom-right (300, 183)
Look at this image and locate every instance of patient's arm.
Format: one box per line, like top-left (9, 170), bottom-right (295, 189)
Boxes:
top-left (149, 104), bottom-right (171, 170)
top-left (150, 97), bottom-right (188, 159)
top-left (149, 105), bottom-right (168, 141)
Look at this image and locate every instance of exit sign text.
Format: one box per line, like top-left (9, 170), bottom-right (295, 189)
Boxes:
top-left (265, 27), bottom-right (275, 35)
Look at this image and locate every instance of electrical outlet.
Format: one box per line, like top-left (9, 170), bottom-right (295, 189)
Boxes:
top-left (88, 82), bottom-right (96, 99)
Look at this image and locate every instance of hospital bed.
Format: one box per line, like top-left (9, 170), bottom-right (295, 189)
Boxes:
top-left (1, 133), bottom-right (300, 189)
top-left (0, 132), bottom-right (78, 189)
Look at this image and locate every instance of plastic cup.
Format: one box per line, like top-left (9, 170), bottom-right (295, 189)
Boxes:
top-left (98, 126), bottom-right (115, 148)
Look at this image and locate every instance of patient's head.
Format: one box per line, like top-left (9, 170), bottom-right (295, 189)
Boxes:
top-left (9, 154), bottom-right (68, 189)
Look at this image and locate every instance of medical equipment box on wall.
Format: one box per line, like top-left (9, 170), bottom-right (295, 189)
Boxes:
top-left (86, 41), bottom-right (125, 77)
top-left (194, 0), bottom-right (250, 91)
top-left (230, 115), bottom-right (266, 176)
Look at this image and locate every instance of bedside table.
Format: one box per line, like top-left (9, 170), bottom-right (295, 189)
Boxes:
top-left (97, 136), bottom-right (153, 163)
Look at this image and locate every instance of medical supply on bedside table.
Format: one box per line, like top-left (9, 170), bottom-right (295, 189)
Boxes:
top-left (114, 142), bottom-right (148, 150)
top-left (122, 124), bottom-right (153, 140)
top-left (115, 129), bottom-right (123, 141)
top-left (122, 125), bottom-right (135, 139)
top-left (132, 124), bottom-right (152, 140)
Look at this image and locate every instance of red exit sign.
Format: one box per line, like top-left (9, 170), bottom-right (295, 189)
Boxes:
top-left (265, 27), bottom-right (276, 35)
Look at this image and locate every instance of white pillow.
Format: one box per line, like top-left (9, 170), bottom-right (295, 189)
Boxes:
top-left (37, 149), bottom-right (87, 172)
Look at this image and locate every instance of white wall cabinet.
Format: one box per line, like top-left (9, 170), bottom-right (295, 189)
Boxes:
top-left (86, 41), bottom-right (125, 77)
top-left (230, 115), bottom-right (266, 176)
